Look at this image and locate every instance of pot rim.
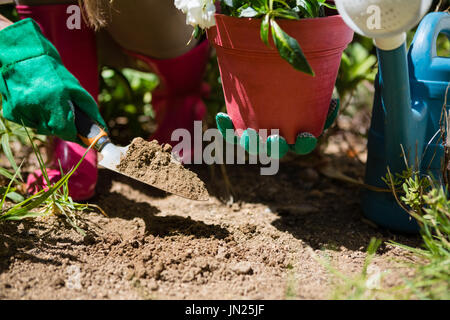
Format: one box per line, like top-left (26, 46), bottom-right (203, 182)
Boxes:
top-left (208, 12), bottom-right (354, 54)
top-left (212, 12), bottom-right (346, 25)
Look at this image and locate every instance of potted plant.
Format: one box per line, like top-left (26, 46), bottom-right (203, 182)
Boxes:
top-left (175, 0), bottom-right (354, 158)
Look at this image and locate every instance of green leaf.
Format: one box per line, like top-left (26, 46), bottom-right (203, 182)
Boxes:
top-left (4, 210), bottom-right (48, 221)
top-left (0, 167), bottom-right (15, 181)
top-left (260, 14), bottom-right (270, 47)
top-left (193, 25), bottom-right (202, 39)
top-left (296, 0), bottom-right (315, 17)
top-left (223, 0), bottom-right (235, 7)
top-left (0, 161), bottom-right (23, 211)
top-left (318, 0), bottom-right (336, 10)
top-left (0, 116), bottom-right (6, 131)
top-left (273, 0), bottom-right (291, 9)
top-left (5, 191), bottom-right (25, 203)
top-left (1, 138), bottom-right (95, 220)
top-left (23, 125), bottom-right (50, 186)
top-left (239, 7), bottom-right (260, 17)
top-left (1, 134), bottom-right (22, 181)
top-left (270, 19), bottom-right (314, 76)
top-left (273, 8), bottom-right (300, 20)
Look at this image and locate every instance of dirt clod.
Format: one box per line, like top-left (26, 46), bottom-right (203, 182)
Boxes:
top-left (231, 262), bottom-right (253, 275)
top-left (83, 234), bottom-right (96, 245)
top-left (117, 138), bottom-right (209, 201)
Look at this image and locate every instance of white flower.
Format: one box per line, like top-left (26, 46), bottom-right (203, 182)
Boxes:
top-left (175, 0), bottom-right (216, 29)
top-left (174, 0), bottom-right (190, 13)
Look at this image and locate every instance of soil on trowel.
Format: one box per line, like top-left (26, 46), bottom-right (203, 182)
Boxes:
top-left (117, 138), bottom-right (209, 201)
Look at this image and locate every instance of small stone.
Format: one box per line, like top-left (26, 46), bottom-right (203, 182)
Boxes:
top-left (134, 261), bottom-right (148, 279)
top-left (83, 234), bottom-right (96, 245)
top-left (182, 271), bottom-right (195, 282)
top-left (54, 277), bottom-right (65, 288)
top-left (239, 224), bottom-right (257, 234)
top-left (142, 251), bottom-right (152, 262)
top-left (153, 262), bottom-right (165, 279)
top-left (231, 262), bottom-right (253, 275)
top-left (131, 240), bottom-right (140, 249)
top-left (216, 247), bottom-right (230, 260)
top-left (231, 203), bottom-right (241, 212)
top-left (125, 270), bottom-right (135, 281)
top-left (136, 269), bottom-right (147, 280)
top-left (149, 280), bottom-right (159, 291)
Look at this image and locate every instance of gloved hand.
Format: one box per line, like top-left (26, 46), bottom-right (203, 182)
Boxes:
top-left (0, 18), bottom-right (106, 144)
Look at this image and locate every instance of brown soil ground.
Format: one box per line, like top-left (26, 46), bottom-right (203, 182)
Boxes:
top-left (0, 109), bottom-right (422, 300)
top-left (0, 151), bottom-right (422, 299)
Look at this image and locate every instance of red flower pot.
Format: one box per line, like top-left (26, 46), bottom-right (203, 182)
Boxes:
top-left (207, 14), bottom-right (354, 144)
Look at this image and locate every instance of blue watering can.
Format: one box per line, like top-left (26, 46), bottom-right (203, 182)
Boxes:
top-left (363, 12), bottom-right (450, 233)
top-left (335, 0), bottom-right (450, 233)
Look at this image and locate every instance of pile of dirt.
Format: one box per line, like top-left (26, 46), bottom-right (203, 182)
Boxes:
top-left (117, 138), bottom-right (209, 201)
top-left (0, 160), bottom-right (420, 300)
top-left (0, 115), bottom-right (423, 299)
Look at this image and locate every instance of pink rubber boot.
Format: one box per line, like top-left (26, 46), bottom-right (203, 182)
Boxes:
top-left (125, 39), bottom-right (210, 162)
top-left (17, 4), bottom-right (99, 201)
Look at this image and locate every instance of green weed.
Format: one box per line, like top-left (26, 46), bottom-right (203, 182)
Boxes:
top-left (0, 126), bottom-right (106, 236)
top-left (321, 238), bottom-right (396, 300)
top-left (384, 168), bottom-right (450, 300)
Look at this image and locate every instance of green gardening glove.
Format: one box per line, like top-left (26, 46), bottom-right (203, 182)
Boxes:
top-left (0, 18), bottom-right (106, 144)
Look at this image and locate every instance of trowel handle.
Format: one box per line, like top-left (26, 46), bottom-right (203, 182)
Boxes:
top-left (73, 105), bottom-right (110, 152)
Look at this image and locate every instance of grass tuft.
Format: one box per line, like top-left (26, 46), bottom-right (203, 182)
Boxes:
top-left (0, 126), bottom-right (107, 235)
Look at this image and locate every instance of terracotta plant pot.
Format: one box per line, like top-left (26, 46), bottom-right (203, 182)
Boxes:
top-left (207, 13), bottom-right (354, 151)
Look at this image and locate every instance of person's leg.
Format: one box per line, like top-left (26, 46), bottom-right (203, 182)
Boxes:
top-left (104, 0), bottom-right (198, 60)
top-left (124, 41), bottom-right (210, 162)
top-left (103, 0), bottom-right (210, 161)
top-left (15, 0), bottom-right (100, 200)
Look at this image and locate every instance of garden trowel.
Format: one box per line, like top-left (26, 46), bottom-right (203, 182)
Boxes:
top-left (73, 104), bottom-right (209, 201)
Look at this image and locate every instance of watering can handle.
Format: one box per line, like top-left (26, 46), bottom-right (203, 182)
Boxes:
top-left (410, 13), bottom-right (450, 64)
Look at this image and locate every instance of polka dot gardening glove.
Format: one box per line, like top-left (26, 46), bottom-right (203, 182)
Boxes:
top-left (0, 18), bottom-right (106, 144)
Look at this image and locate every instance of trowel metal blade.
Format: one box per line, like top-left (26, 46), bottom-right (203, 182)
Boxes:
top-left (97, 143), bottom-right (209, 201)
